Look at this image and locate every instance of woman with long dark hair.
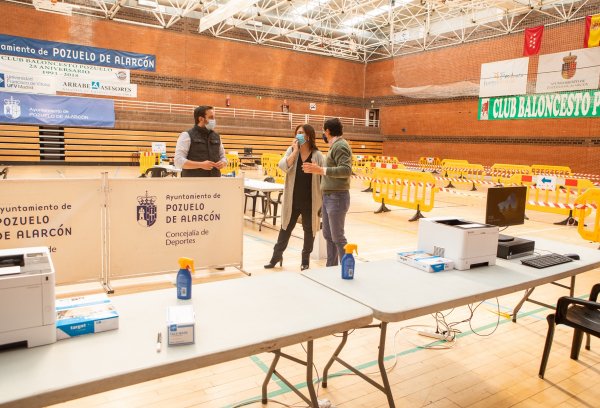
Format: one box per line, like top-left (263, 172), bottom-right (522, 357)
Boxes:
top-left (264, 124), bottom-right (325, 271)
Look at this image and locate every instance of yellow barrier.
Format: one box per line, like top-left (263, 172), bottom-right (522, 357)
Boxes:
top-left (261, 153), bottom-right (282, 178)
top-left (441, 163), bottom-right (486, 190)
top-left (418, 157), bottom-right (441, 172)
top-left (489, 164), bottom-right (532, 183)
top-left (261, 154), bottom-right (285, 184)
top-left (507, 174), bottom-right (593, 225)
top-left (139, 152), bottom-right (157, 175)
top-left (441, 159), bottom-right (468, 167)
top-left (372, 168), bottom-right (439, 221)
top-left (357, 162), bottom-right (406, 192)
top-left (376, 156), bottom-right (399, 164)
top-left (575, 189), bottom-right (600, 247)
top-left (531, 165), bottom-right (572, 177)
top-left (352, 155), bottom-right (373, 168)
top-left (221, 154), bottom-right (240, 176)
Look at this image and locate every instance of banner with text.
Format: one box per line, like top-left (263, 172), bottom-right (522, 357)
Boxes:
top-left (0, 91), bottom-right (115, 127)
top-left (536, 48), bottom-right (600, 93)
top-left (478, 90), bottom-right (600, 120)
top-left (57, 78), bottom-right (137, 98)
top-left (0, 179), bottom-right (103, 284)
top-left (0, 72), bottom-right (56, 94)
top-left (0, 54), bottom-right (130, 82)
top-left (0, 34), bottom-right (155, 72)
top-left (479, 57), bottom-right (529, 98)
top-left (108, 178), bottom-right (244, 277)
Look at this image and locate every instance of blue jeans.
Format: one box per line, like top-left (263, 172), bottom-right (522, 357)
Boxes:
top-left (322, 191), bottom-right (350, 267)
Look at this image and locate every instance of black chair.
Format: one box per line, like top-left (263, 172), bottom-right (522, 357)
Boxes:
top-left (244, 189), bottom-right (266, 218)
top-left (539, 283), bottom-right (599, 379)
top-left (268, 192), bottom-right (284, 226)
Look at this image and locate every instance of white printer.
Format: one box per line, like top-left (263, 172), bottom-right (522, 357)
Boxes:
top-left (418, 217), bottom-right (499, 270)
top-left (0, 247), bottom-right (57, 349)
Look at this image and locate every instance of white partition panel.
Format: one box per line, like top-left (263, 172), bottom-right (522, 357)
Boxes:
top-left (108, 177), bottom-right (244, 278)
top-left (0, 179), bottom-right (103, 284)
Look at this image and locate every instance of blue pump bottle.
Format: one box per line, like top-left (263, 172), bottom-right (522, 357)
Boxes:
top-left (176, 257), bottom-right (194, 299)
top-left (341, 244), bottom-right (358, 280)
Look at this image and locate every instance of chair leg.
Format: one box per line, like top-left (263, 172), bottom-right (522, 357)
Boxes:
top-left (244, 196), bottom-right (248, 214)
top-left (571, 329), bottom-right (584, 360)
top-left (539, 314), bottom-right (556, 379)
top-left (585, 333), bottom-right (591, 351)
top-left (272, 203), bottom-right (279, 226)
top-left (251, 197), bottom-right (258, 218)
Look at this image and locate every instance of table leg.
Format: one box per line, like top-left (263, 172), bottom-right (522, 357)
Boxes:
top-left (512, 288), bottom-right (534, 323)
top-left (262, 346), bottom-right (319, 407)
top-left (262, 351), bottom-right (281, 404)
top-left (321, 324), bottom-right (396, 408)
top-left (570, 276), bottom-right (576, 297)
top-left (322, 331), bottom-right (348, 388)
top-left (378, 322), bottom-right (396, 408)
top-left (306, 340), bottom-right (320, 407)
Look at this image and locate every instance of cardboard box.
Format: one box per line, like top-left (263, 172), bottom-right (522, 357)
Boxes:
top-left (397, 251), bottom-right (454, 273)
top-left (56, 294), bottom-right (119, 340)
top-left (167, 305), bottom-right (195, 346)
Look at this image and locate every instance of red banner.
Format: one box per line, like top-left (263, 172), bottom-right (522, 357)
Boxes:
top-left (523, 25), bottom-right (544, 56)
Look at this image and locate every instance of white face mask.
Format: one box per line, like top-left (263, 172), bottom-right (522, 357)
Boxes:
top-left (206, 119), bottom-right (216, 130)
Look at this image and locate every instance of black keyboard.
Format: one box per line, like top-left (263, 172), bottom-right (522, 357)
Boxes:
top-left (521, 254), bottom-right (574, 269)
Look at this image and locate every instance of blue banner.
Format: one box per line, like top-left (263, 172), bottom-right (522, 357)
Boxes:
top-left (0, 34), bottom-right (155, 72)
top-left (1, 92), bottom-right (115, 127)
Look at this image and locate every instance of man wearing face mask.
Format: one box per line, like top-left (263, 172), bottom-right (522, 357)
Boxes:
top-left (302, 117), bottom-right (352, 267)
top-left (174, 105), bottom-right (227, 177)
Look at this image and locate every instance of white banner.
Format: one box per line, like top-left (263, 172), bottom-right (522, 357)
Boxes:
top-left (56, 78), bottom-right (137, 98)
top-left (0, 72), bottom-right (56, 95)
top-left (0, 54), bottom-right (130, 83)
top-left (479, 57), bottom-right (529, 98)
top-left (536, 48), bottom-right (600, 93)
top-left (108, 178), bottom-right (244, 278)
top-left (0, 179), bottom-right (103, 285)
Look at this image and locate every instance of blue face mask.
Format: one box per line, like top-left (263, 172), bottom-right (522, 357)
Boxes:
top-left (296, 134), bottom-right (306, 145)
top-left (206, 119), bottom-right (216, 131)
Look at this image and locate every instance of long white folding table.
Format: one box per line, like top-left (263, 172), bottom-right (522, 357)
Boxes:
top-left (0, 272), bottom-right (372, 408)
top-left (244, 178), bottom-right (285, 231)
top-left (302, 237), bottom-right (600, 408)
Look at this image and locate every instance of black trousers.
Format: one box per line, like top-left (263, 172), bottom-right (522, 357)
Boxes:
top-left (272, 207), bottom-right (314, 263)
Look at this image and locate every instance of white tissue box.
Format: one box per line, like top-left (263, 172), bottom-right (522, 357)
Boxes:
top-left (167, 305), bottom-right (195, 346)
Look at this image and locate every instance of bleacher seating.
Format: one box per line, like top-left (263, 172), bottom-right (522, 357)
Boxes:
top-left (0, 125), bottom-right (41, 162)
top-left (0, 124), bottom-right (383, 164)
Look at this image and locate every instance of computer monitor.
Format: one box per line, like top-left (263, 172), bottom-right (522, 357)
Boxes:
top-left (244, 147), bottom-right (252, 156)
top-left (485, 186), bottom-right (527, 227)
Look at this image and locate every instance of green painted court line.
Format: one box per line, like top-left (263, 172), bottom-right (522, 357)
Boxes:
top-left (223, 294), bottom-right (590, 408)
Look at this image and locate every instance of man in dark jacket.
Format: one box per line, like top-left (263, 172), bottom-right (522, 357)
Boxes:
top-left (174, 105), bottom-right (227, 177)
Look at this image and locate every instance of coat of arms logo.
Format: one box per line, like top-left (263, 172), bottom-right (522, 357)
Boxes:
top-left (561, 53), bottom-right (577, 80)
top-left (3, 96), bottom-right (21, 119)
top-left (137, 191), bottom-right (157, 227)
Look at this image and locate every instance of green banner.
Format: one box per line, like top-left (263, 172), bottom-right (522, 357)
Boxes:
top-left (478, 90), bottom-right (600, 120)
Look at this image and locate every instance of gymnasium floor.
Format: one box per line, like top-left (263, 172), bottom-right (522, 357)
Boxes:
top-left (7, 165), bottom-right (600, 408)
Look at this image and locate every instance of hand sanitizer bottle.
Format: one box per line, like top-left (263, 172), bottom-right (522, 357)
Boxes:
top-left (341, 244), bottom-right (358, 280)
top-left (176, 257), bottom-right (194, 299)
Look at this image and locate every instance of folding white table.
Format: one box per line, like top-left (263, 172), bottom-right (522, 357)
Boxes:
top-left (0, 272), bottom-right (372, 408)
top-left (302, 237), bottom-right (600, 408)
top-left (244, 178), bottom-right (285, 231)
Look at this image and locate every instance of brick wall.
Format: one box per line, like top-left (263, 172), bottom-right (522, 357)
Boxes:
top-left (0, 2), bottom-right (366, 118)
top-left (366, 15), bottom-right (600, 174)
